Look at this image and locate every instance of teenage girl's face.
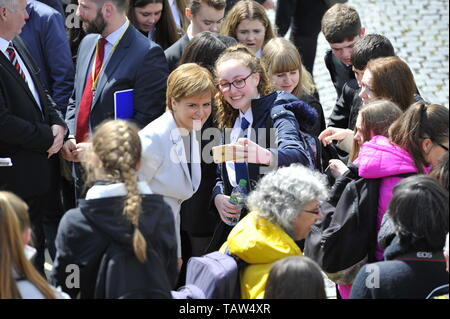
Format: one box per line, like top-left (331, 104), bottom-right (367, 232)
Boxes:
top-left (134, 2), bottom-right (163, 32)
top-left (271, 69), bottom-right (300, 94)
top-left (171, 93), bottom-right (212, 131)
top-left (216, 59), bottom-right (260, 113)
top-left (359, 69), bottom-right (377, 105)
top-left (235, 18), bottom-right (266, 54)
top-left (353, 114), bottom-right (365, 145)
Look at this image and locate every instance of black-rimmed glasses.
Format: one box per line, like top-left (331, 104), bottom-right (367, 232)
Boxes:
top-left (422, 137), bottom-right (449, 152)
top-left (436, 143), bottom-right (449, 152)
top-left (218, 73), bottom-right (253, 92)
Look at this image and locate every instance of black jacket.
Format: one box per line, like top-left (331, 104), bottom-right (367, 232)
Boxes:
top-left (324, 50), bottom-right (356, 97)
top-left (164, 34), bottom-right (190, 73)
top-left (327, 79), bottom-right (362, 129)
top-left (51, 190), bottom-right (178, 298)
top-left (350, 237), bottom-right (448, 299)
top-left (0, 36), bottom-right (66, 199)
top-left (180, 115), bottom-right (219, 236)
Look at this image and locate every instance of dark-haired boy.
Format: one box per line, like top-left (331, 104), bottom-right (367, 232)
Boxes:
top-left (321, 3), bottom-right (365, 96)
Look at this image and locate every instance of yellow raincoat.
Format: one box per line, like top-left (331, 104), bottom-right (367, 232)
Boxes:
top-left (220, 211), bottom-right (302, 299)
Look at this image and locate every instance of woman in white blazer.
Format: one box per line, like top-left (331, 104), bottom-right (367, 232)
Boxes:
top-left (138, 63), bottom-right (216, 264)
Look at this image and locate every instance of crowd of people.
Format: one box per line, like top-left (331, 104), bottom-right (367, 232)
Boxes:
top-left (0, 0), bottom-right (448, 300)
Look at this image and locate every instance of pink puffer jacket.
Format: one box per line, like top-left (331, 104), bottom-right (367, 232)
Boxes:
top-left (355, 135), bottom-right (431, 260)
top-left (339, 135), bottom-right (424, 299)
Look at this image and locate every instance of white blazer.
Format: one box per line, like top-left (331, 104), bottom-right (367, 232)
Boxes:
top-left (138, 111), bottom-right (201, 257)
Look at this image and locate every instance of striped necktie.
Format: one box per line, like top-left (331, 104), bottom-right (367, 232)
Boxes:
top-left (6, 42), bottom-right (27, 82)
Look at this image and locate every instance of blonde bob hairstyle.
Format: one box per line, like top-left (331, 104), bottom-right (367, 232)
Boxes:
top-left (261, 37), bottom-right (316, 97)
top-left (0, 192), bottom-right (56, 299)
top-left (214, 44), bottom-right (272, 129)
top-left (166, 63), bottom-right (217, 111)
top-left (220, 0), bottom-right (275, 48)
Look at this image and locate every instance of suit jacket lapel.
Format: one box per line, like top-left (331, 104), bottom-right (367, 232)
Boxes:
top-left (7, 38), bottom-right (45, 116)
top-left (78, 36), bottom-right (97, 97)
top-left (92, 25), bottom-right (132, 108)
top-left (167, 114), bottom-right (193, 186)
top-left (190, 130), bottom-right (201, 191)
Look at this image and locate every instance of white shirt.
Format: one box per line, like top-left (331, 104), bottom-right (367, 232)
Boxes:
top-left (86, 20), bottom-right (130, 90)
top-left (103, 19), bottom-right (130, 66)
top-left (226, 107), bottom-right (253, 187)
top-left (0, 37), bottom-right (42, 111)
top-left (169, 0), bottom-right (182, 29)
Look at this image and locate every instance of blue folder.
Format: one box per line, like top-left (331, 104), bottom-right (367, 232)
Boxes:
top-left (114, 89), bottom-right (134, 119)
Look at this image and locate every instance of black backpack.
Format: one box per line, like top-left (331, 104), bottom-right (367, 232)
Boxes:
top-left (94, 242), bottom-right (173, 299)
top-left (304, 170), bottom-right (414, 285)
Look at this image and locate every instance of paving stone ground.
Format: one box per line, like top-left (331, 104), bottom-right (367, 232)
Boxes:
top-left (270, 0), bottom-right (449, 122)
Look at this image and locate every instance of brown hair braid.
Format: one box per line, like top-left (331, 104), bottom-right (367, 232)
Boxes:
top-left (88, 120), bottom-right (148, 262)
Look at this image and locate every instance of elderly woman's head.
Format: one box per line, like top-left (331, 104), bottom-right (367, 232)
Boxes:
top-left (247, 165), bottom-right (329, 240)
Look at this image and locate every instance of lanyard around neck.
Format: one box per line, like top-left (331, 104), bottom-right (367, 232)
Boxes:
top-left (91, 23), bottom-right (129, 91)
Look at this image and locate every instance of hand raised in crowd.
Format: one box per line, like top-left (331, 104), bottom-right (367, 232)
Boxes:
top-left (327, 159), bottom-right (350, 179)
top-left (47, 124), bottom-right (66, 158)
top-left (235, 138), bottom-right (273, 166)
top-left (214, 194), bottom-right (242, 225)
top-left (318, 127), bottom-right (352, 146)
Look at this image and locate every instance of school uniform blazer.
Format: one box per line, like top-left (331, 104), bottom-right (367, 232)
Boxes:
top-left (65, 24), bottom-right (168, 135)
top-left (138, 111), bottom-right (201, 257)
top-left (0, 36), bottom-right (66, 199)
top-left (164, 33), bottom-right (190, 73)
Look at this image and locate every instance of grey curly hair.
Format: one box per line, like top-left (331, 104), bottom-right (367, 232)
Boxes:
top-left (247, 164), bottom-right (329, 238)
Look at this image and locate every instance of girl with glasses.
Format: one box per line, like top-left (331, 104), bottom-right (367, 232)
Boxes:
top-left (207, 44), bottom-right (318, 252)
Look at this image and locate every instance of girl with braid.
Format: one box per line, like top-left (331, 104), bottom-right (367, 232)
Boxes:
top-left (51, 120), bottom-right (178, 298)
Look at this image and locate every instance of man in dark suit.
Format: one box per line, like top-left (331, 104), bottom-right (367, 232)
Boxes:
top-left (62, 0), bottom-right (168, 164)
top-left (0, 0), bottom-right (67, 274)
top-left (165, 0), bottom-right (226, 72)
top-left (21, 0), bottom-right (74, 116)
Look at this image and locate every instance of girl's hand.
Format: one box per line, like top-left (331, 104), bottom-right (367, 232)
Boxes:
top-left (318, 127), bottom-right (351, 146)
top-left (235, 138), bottom-right (273, 165)
top-left (214, 194), bottom-right (241, 225)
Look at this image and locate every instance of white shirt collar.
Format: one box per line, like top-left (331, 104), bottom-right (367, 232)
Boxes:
top-left (0, 37), bottom-right (11, 58)
top-left (186, 24), bottom-right (194, 41)
top-left (239, 107), bottom-right (253, 125)
top-left (85, 181), bottom-right (152, 200)
top-left (104, 19), bottom-right (129, 46)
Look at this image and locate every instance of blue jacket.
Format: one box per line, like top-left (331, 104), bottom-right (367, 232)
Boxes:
top-left (21, 0), bottom-right (74, 114)
top-left (212, 90), bottom-right (318, 198)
